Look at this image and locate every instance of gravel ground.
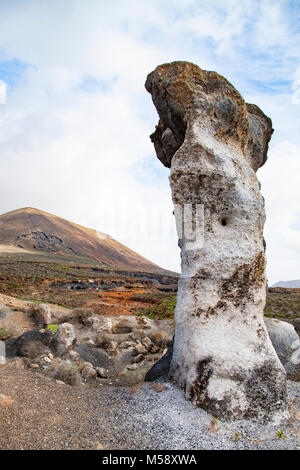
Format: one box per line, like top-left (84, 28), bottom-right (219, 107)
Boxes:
top-left (0, 359), bottom-right (299, 450)
top-left (102, 381), bottom-right (300, 450)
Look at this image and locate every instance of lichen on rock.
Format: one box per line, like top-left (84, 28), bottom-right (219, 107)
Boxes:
top-left (146, 61), bottom-right (288, 422)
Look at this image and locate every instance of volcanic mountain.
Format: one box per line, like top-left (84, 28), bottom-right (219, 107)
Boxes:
top-left (0, 207), bottom-right (165, 273)
top-left (272, 279), bottom-right (300, 288)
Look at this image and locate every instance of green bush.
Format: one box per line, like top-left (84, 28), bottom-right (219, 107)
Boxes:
top-left (46, 324), bottom-right (58, 333)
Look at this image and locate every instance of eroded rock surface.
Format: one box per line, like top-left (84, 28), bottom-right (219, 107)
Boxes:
top-left (146, 61), bottom-right (288, 421)
top-left (265, 318), bottom-right (300, 381)
top-left (0, 340), bottom-right (5, 364)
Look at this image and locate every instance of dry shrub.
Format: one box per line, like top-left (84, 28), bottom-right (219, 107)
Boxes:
top-left (46, 361), bottom-right (81, 385)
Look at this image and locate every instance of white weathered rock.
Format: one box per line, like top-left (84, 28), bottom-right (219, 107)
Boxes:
top-left (68, 350), bottom-right (80, 362)
top-left (146, 61), bottom-right (288, 421)
top-left (0, 340), bottom-right (6, 365)
top-left (141, 337), bottom-right (153, 351)
top-left (265, 318), bottom-right (300, 380)
top-left (134, 342), bottom-right (147, 356)
top-left (104, 340), bottom-right (118, 356)
top-left (43, 356), bottom-right (52, 363)
top-left (119, 341), bottom-right (136, 350)
top-left (55, 323), bottom-right (76, 356)
top-left (31, 303), bottom-right (52, 327)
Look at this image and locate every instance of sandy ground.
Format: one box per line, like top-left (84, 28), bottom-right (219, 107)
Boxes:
top-left (0, 245), bottom-right (34, 254)
top-left (0, 359), bottom-right (299, 450)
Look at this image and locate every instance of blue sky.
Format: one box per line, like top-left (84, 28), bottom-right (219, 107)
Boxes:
top-left (0, 0), bottom-right (299, 284)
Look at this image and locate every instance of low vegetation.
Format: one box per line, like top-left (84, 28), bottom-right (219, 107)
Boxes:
top-left (45, 324), bottom-right (58, 333)
top-left (264, 288), bottom-right (300, 320)
top-left (0, 255), bottom-right (299, 325)
top-left (137, 294), bottom-right (177, 320)
top-left (136, 289), bottom-right (300, 323)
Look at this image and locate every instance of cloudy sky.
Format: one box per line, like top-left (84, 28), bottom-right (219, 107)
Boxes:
top-left (0, 0), bottom-right (299, 284)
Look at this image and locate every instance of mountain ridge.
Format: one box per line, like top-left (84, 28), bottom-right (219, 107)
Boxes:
top-left (0, 207), bottom-right (166, 273)
top-left (271, 279), bottom-right (300, 289)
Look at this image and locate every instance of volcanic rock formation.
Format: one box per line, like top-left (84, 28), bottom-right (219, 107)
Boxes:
top-left (146, 61), bottom-right (288, 421)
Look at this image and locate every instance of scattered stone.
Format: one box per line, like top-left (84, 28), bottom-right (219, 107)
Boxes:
top-left (30, 303), bottom-right (52, 327)
top-left (30, 363), bottom-right (39, 369)
top-left (79, 362), bottom-right (94, 372)
top-left (56, 380), bottom-right (65, 385)
top-left (68, 350), bottom-right (80, 362)
top-left (141, 337), bottom-right (152, 351)
top-left (126, 364), bottom-right (137, 371)
top-left (81, 366), bottom-right (97, 380)
top-left (95, 367), bottom-right (108, 378)
top-left (149, 330), bottom-right (168, 347)
top-left (0, 394), bottom-right (14, 407)
top-left (104, 340), bottom-right (118, 356)
top-left (134, 342), bottom-right (147, 356)
top-left (130, 383), bottom-right (145, 394)
top-left (119, 341), bottom-right (136, 350)
top-left (111, 322), bottom-right (132, 334)
top-left (133, 354), bottom-right (144, 364)
top-left (151, 383), bottom-right (165, 393)
top-left (206, 417), bottom-right (220, 433)
top-left (53, 323), bottom-right (76, 356)
top-left (150, 344), bottom-right (160, 354)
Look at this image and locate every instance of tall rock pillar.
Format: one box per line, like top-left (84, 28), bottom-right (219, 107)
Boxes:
top-left (146, 61), bottom-right (288, 421)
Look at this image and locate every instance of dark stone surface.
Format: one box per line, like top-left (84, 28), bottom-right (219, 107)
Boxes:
top-left (75, 343), bottom-right (114, 369)
top-left (5, 329), bottom-right (54, 358)
top-left (145, 338), bottom-right (174, 381)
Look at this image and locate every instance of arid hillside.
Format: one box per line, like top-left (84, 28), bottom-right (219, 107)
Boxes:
top-left (0, 207), bottom-right (167, 273)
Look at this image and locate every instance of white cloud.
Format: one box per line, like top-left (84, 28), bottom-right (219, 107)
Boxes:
top-left (0, 80), bottom-right (6, 104)
top-left (258, 141), bottom-right (300, 284)
top-left (0, 0), bottom-right (299, 279)
top-left (292, 67), bottom-right (300, 104)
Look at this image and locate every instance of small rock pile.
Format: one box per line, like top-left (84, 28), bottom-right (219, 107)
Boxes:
top-left (1, 299), bottom-right (173, 386)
